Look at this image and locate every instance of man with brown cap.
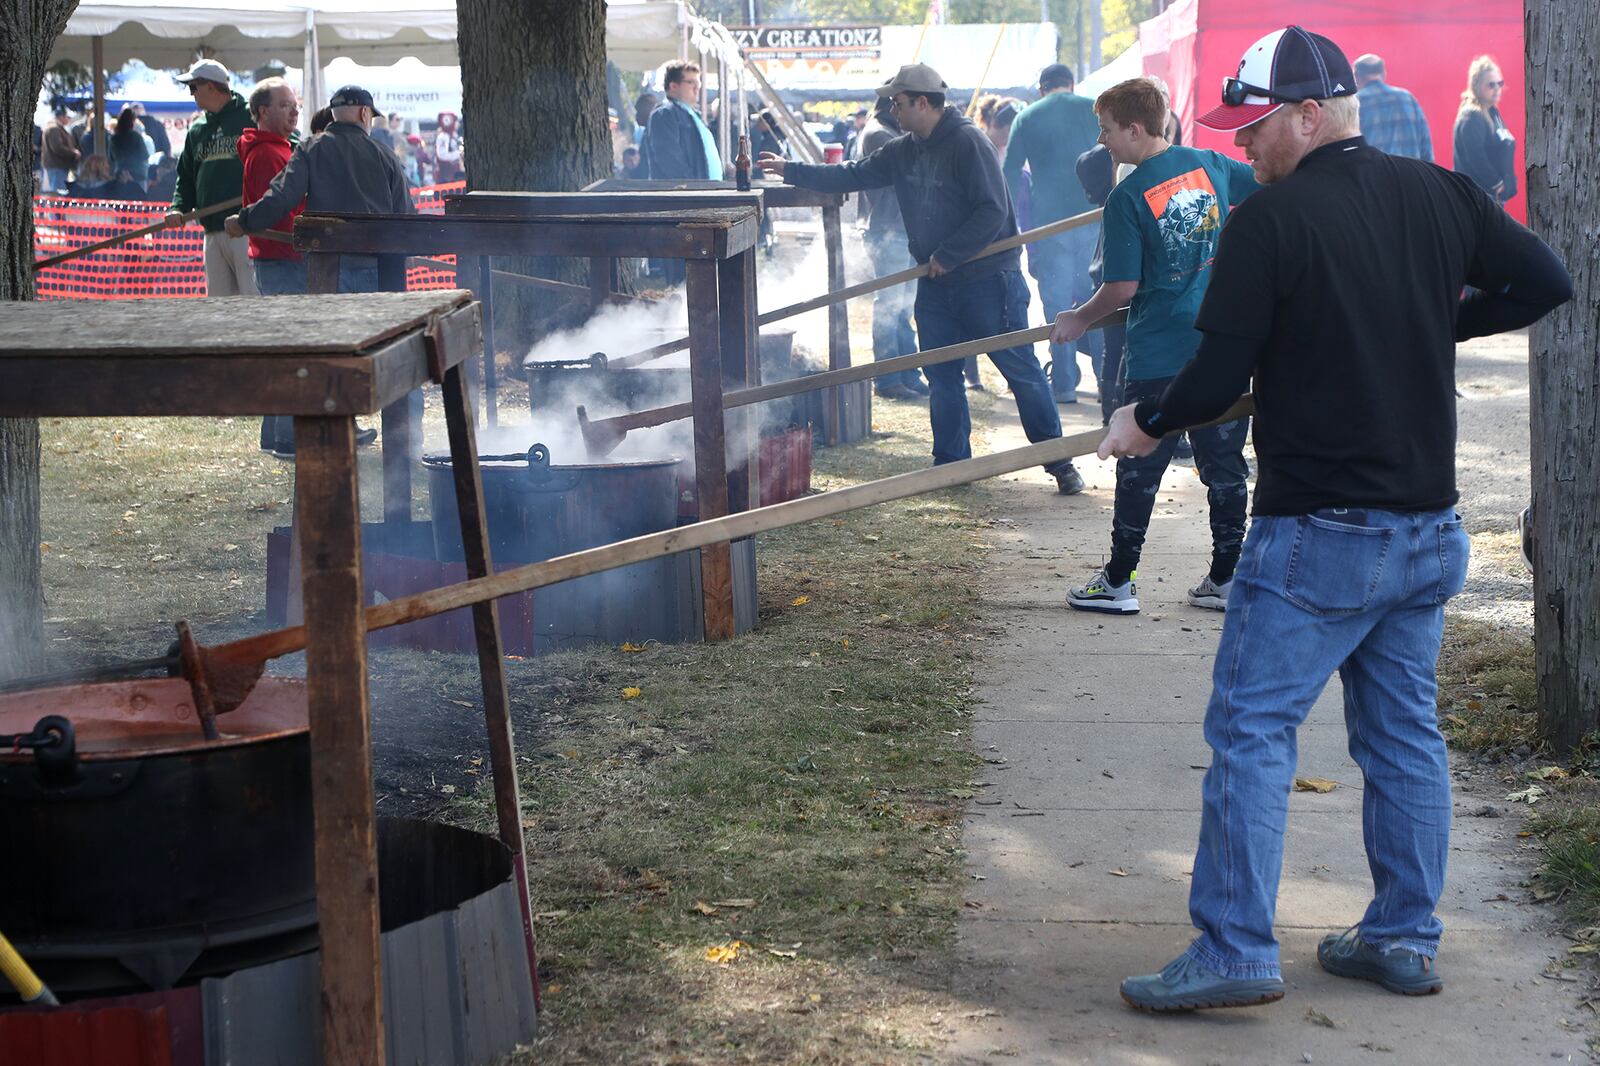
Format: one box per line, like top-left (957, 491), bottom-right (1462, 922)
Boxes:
top-left (1103, 26), bottom-right (1571, 1013)
top-left (757, 63), bottom-right (1086, 495)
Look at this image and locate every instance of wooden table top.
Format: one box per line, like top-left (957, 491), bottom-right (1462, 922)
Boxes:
top-left (0, 291), bottom-right (472, 358)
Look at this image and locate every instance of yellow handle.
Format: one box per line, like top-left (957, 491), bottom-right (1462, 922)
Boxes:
top-left (0, 929), bottom-right (56, 1006)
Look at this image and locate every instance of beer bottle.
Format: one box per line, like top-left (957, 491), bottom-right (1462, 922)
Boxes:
top-left (735, 134), bottom-right (752, 191)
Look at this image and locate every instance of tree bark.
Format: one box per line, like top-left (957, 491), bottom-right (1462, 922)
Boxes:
top-left (456, 0), bottom-right (614, 342)
top-left (1525, 0), bottom-right (1600, 751)
top-left (0, 1), bottom-right (78, 680)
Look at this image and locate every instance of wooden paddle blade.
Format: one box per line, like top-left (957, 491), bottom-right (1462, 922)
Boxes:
top-left (192, 636), bottom-right (269, 716)
top-left (577, 404), bottom-right (626, 457)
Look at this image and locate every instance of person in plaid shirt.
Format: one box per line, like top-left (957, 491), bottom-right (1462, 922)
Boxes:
top-left (1353, 54), bottom-right (1434, 161)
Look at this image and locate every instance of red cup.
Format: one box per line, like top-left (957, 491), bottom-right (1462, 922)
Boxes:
top-left (824, 144), bottom-right (844, 164)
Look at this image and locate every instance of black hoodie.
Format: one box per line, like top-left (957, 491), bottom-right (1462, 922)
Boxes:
top-left (783, 106), bottom-right (1020, 282)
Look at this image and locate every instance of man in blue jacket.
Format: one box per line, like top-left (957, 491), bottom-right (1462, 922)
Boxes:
top-left (757, 63), bottom-right (1085, 495)
top-left (645, 61), bottom-right (720, 182)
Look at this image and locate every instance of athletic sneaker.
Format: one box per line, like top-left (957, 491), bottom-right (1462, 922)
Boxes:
top-left (1188, 574), bottom-right (1232, 610)
top-left (1317, 925), bottom-right (1443, 996)
top-left (1053, 464), bottom-right (1086, 496)
top-left (1121, 952), bottom-right (1286, 1012)
top-left (1068, 569), bottom-right (1139, 614)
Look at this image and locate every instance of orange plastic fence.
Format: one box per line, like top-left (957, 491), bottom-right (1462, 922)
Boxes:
top-left (32, 182), bottom-right (466, 300)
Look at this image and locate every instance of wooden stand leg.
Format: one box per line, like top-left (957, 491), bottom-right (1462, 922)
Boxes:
top-left (380, 395), bottom-right (414, 526)
top-left (588, 255), bottom-right (617, 311)
top-left (718, 249), bottom-right (760, 511)
top-left (685, 259), bottom-right (736, 641)
top-left (480, 255), bottom-right (497, 426)
top-left (821, 204), bottom-right (850, 446)
top-left (288, 252), bottom-right (345, 625)
top-left (293, 414), bottom-right (383, 1066)
top-left (439, 362), bottom-right (539, 1001)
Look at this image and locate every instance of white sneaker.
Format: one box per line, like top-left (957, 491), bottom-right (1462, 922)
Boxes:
top-left (1187, 574), bottom-right (1232, 610)
top-left (1068, 569), bottom-right (1139, 614)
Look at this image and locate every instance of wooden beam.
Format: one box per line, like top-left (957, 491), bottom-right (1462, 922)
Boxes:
top-left (718, 249), bottom-right (759, 511)
top-left (821, 203), bottom-right (849, 446)
top-left (685, 260), bottom-right (736, 641)
top-left (293, 414), bottom-right (383, 1066)
top-left (294, 211), bottom-right (759, 261)
top-left (448, 190), bottom-right (764, 217)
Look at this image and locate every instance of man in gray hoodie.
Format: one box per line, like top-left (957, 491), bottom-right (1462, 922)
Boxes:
top-left (224, 84), bottom-right (413, 293)
top-left (758, 64), bottom-right (1083, 494)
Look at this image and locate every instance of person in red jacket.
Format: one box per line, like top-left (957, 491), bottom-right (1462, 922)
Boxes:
top-left (238, 78), bottom-right (304, 296)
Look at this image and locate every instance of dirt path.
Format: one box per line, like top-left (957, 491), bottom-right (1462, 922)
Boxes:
top-left (940, 335), bottom-right (1590, 1063)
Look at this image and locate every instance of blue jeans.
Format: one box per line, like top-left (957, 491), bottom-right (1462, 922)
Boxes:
top-left (253, 257), bottom-right (308, 295)
top-left (1184, 507), bottom-right (1469, 980)
top-left (865, 231), bottom-right (922, 392)
top-left (42, 167), bottom-right (69, 193)
top-left (1029, 225), bottom-right (1100, 401)
top-left (913, 269), bottom-right (1068, 473)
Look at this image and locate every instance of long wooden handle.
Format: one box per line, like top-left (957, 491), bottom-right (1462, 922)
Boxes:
top-left (610, 205), bottom-right (1105, 369)
top-left (592, 308), bottom-right (1127, 437)
top-left (31, 196), bottom-right (244, 272)
top-left (212, 394), bottom-right (1255, 672)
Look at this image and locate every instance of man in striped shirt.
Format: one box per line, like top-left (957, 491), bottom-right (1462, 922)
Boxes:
top-left (1353, 54), bottom-right (1433, 161)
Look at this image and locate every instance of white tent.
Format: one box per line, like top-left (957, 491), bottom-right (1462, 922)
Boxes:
top-left (50, 1), bottom-right (693, 94)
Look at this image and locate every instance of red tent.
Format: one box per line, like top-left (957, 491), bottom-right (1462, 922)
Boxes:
top-left (1138, 0), bottom-right (1526, 218)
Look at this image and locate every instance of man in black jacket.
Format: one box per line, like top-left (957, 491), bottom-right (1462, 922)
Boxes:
top-left (1105, 25), bottom-right (1572, 1013)
top-left (758, 63), bottom-right (1085, 494)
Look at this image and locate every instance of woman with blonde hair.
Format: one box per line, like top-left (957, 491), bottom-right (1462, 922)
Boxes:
top-left (1452, 55), bottom-right (1516, 203)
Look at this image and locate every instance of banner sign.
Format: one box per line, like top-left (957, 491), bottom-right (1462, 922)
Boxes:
top-left (730, 26), bottom-right (883, 62)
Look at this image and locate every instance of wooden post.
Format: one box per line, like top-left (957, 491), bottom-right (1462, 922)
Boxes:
top-left (293, 414), bottom-right (383, 1066)
top-left (820, 203), bottom-right (851, 445)
top-left (684, 259), bottom-right (736, 641)
top-left (438, 360), bottom-right (540, 991)
top-left (718, 248), bottom-right (760, 511)
top-left (588, 256), bottom-right (616, 310)
top-left (380, 399), bottom-right (413, 526)
top-left (92, 37), bottom-right (106, 158)
top-left (480, 255), bottom-right (497, 426)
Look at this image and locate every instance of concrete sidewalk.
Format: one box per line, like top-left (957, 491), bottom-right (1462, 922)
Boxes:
top-left (942, 397), bottom-right (1588, 1064)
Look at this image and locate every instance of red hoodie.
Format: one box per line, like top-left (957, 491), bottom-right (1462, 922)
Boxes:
top-left (237, 127), bottom-right (303, 260)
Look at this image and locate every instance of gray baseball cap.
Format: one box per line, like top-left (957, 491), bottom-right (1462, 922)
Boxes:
top-left (876, 63), bottom-right (948, 98)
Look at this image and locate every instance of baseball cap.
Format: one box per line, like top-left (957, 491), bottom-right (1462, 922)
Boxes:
top-left (176, 59), bottom-right (231, 86)
top-left (1039, 63), bottom-right (1076, 90)
top-left (1197, 26), bottom-right (1356, 133)
top-left (330, 85), bottom-right (375, 109)
top-left (876, 63), bottom-right (948, 98)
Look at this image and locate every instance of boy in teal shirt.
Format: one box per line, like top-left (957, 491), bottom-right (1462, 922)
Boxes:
top-left (1051, 78), bottom-right (1257, 614)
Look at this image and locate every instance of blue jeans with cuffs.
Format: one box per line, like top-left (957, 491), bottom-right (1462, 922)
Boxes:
top-left (1184, 506), bottom-right (1469, 979)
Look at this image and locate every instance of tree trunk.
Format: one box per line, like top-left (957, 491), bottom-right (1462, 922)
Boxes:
top-left (456, 0), bottom-right (614, 343)
top-left (0, 1), bottom-right (78, 680)
top-left (1526, 0), bottom-right (1600, 751)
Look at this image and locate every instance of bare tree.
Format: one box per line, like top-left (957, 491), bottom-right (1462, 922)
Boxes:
top-left (1526, 0), bottom-right (1600, 751)
top-left (456, 0), bottom-right (614, 340)
top-left (1, 1), bottom-right (78, 680)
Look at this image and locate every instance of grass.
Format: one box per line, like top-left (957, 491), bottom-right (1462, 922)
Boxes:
top-left (33, 362), bottom-right (1005, 1062)
top-left (1437, 616), bottom-right (1542, 758)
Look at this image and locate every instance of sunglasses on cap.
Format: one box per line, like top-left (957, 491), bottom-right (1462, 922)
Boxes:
top-left (1221, 77), bottom-right (1302, 106)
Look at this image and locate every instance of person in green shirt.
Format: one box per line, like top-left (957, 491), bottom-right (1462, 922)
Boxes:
top-left (1050, 77), bottom-right (1258, 616)
top-left (1003, 63), bottom-right (1102, 403)
top-left (164, 59), bottom-right (256, 295)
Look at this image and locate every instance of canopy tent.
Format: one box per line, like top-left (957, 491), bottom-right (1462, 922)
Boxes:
top-left (1136, 0), bottom-right (1526, 216)
top-left (50, 1), bottom-right (692, 87)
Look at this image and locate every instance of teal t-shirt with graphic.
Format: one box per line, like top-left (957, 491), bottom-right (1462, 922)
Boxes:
top-left (1102, 145), bottom-right (1258, 380)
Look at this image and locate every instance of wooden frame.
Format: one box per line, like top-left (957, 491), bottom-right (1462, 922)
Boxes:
top-left (0, 293), bottom-right (525, 1066)
top-left (292, 207), bottom-right (762, 642)
top-left (581, 177), bottom-right (867, 446)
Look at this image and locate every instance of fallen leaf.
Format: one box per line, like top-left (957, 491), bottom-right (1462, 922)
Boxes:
top-left (620, 642), bottom-right (648, 653)
top-left (222, 543), bottom-right (239, 552)
top-left (1528, 765), bottom-right (1568, 781)
top-left (791, 595), bottom-right (810, 607)
top-left (840, 638), bottom-right (849, 648)
top-left (690, 900), bottom-right (719, 915)
top-left (887, 901), bottom-right (906, 916)
top-left (1305, 1006), bottom-right (1338, 1028)
top-left (533, 909), bottom-right (570, 922)
top-left (1569, 943), bottom-right (1600, 955)
top-left (704, 940), bottom-right (746, 964)
top-left (766, 947), bottom-right (798, 959)
top-left (711, 898), bottom-right (756, 909)
top-left (558, 748), bottom-right (578, 760)
top-left (1294, 777), bottom-right (1338, 794)
top-left (621, 686), bottom-right (642, 699)
top-left (1107, 868), bottom-right (1129, 877)
top-left (544, 982), bottom-right (563, 995)
top-left (1506, 784), bottom-right (1546, 804)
